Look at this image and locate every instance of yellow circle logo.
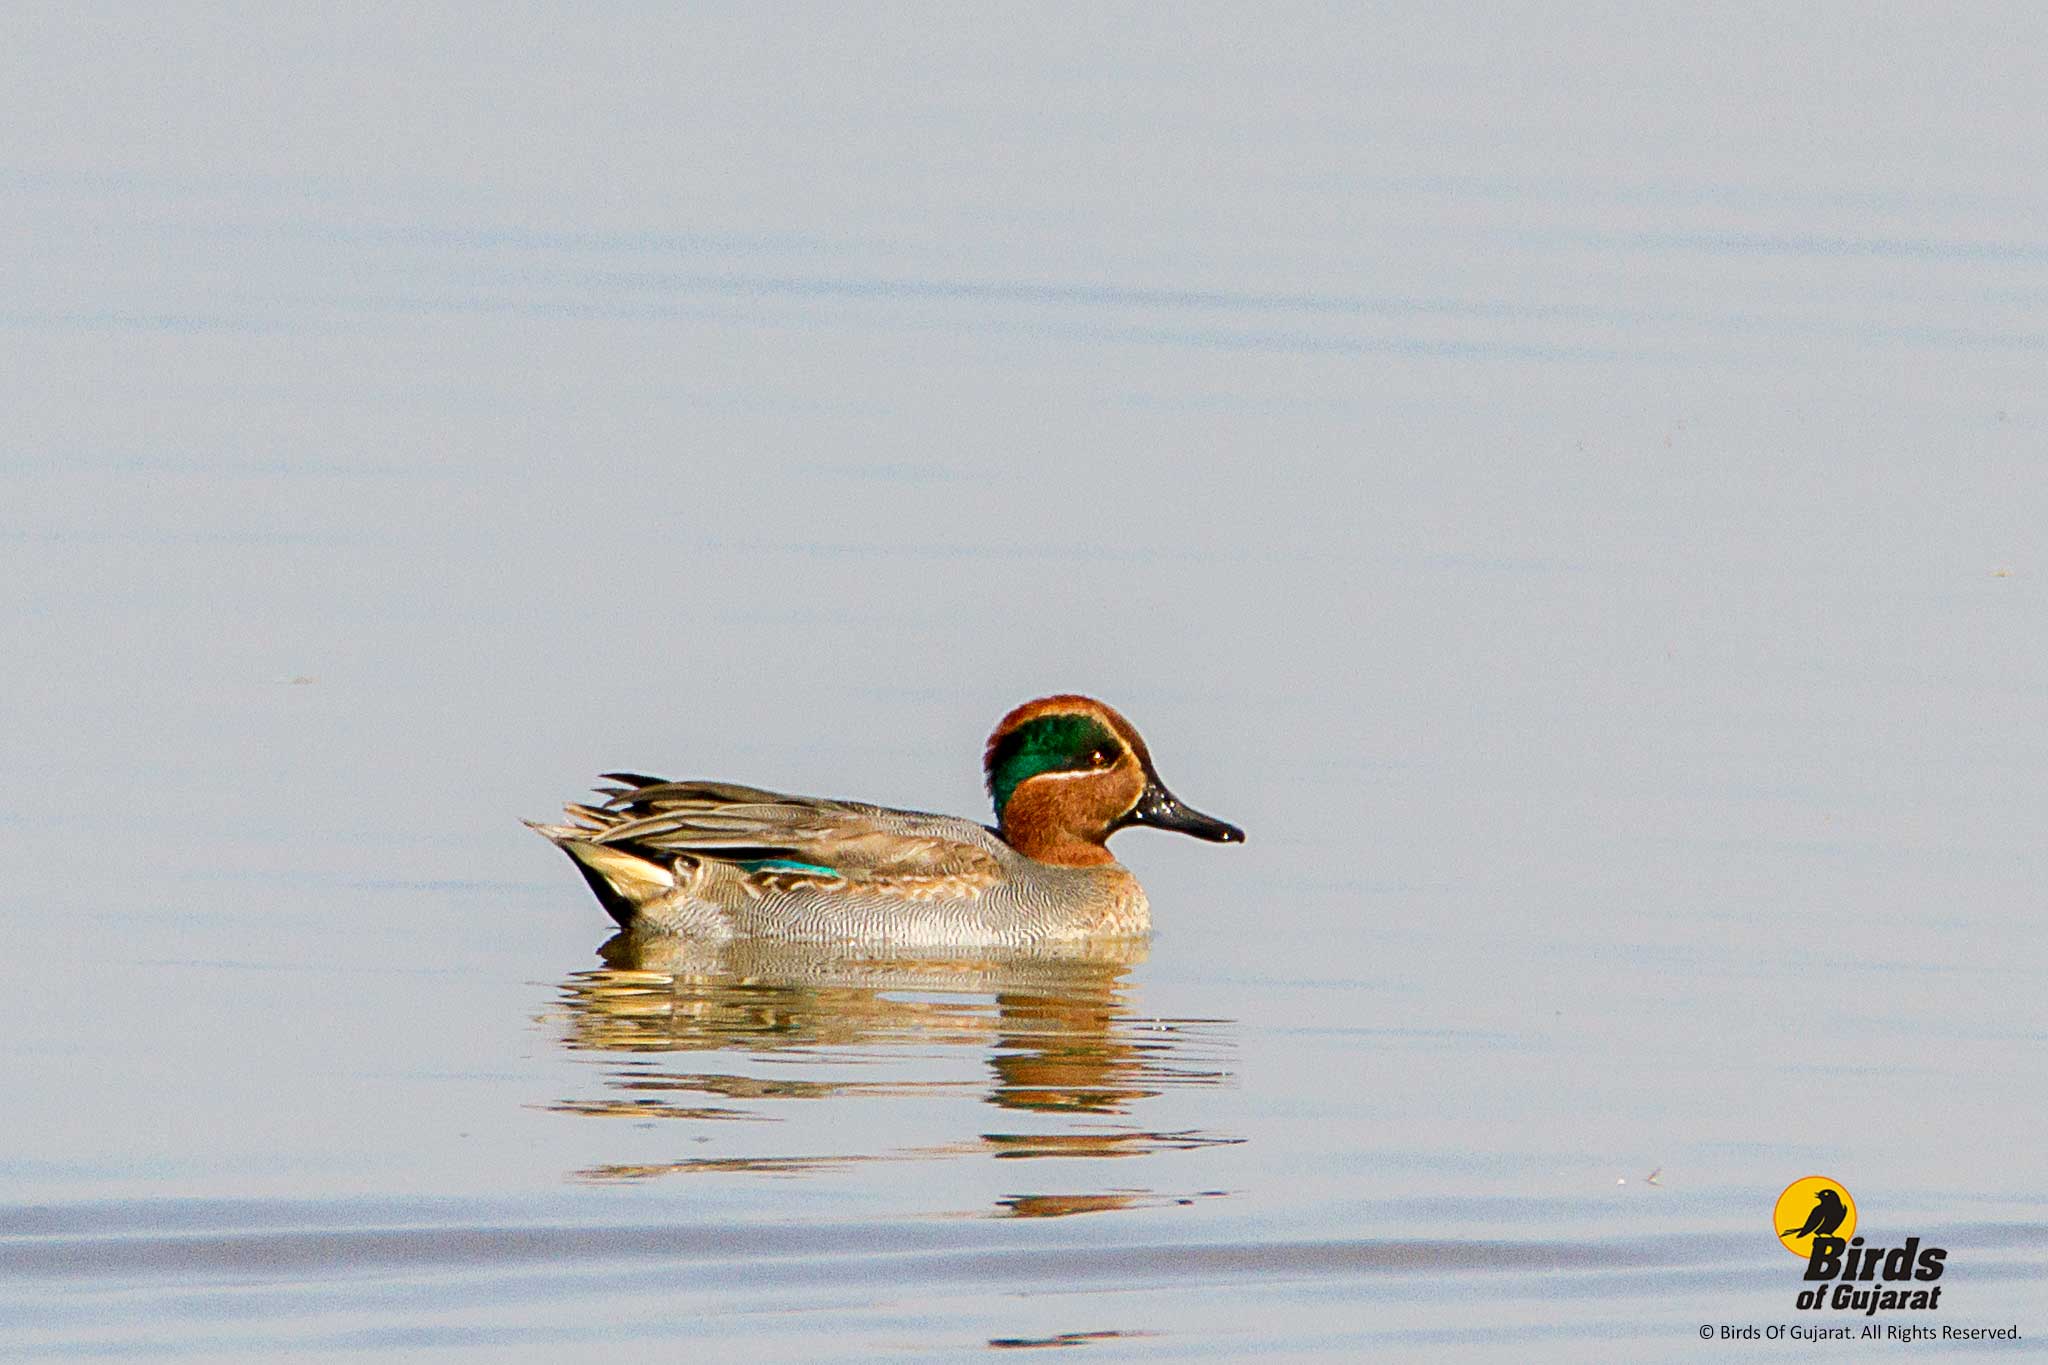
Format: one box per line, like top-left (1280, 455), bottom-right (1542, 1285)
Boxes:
top-left (1774, 1176), bottom-right (1857, 1258)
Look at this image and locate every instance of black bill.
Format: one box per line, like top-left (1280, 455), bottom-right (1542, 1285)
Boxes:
top-left (1119, 778), bottom-right (1245, 843)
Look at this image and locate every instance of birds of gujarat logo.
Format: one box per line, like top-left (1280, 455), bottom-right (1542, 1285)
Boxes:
top-left (1775, 1176), bottom-right (1857, 1257)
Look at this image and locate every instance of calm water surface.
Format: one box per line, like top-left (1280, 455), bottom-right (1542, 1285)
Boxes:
top-left (4, 6), bottom-right (2046, 1359)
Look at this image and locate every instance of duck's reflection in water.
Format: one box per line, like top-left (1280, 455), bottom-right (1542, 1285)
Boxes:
top-left (546, 933), bottom-right (1240, 1213)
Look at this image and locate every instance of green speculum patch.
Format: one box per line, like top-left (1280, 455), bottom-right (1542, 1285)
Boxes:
top-left (738, 857), bottom-right (841, 877)
top-left (987, 714), bottom-right (1120, 817)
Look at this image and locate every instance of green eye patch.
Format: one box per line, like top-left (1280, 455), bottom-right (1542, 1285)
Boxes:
top-left (986, 714), bottom-right (1121, 816)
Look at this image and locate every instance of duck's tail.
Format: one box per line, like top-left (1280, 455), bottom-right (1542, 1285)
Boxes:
top-left (524, 819), bottom-right (676, 928)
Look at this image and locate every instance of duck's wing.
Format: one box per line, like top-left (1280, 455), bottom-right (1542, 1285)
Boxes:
top-left (546, 774), bottom-right (1006, 890)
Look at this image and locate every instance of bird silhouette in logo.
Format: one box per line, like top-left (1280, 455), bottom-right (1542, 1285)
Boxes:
top-left (1782, 1188), bottom-right (1848, 1239)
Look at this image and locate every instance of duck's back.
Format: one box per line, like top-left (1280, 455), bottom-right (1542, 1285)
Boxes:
top-left (529, 777), bottom-right (1148, 945)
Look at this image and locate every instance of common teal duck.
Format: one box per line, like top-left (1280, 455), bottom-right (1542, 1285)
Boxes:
top-left (527, 695), bottom-right (1243, 946)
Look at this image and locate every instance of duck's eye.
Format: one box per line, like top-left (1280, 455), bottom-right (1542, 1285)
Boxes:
top-left (1086, 748), bottom-right (1113, 769)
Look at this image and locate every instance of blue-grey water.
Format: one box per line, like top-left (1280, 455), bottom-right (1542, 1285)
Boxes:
top-left (3, 5), bottom-right (2044, 1359)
